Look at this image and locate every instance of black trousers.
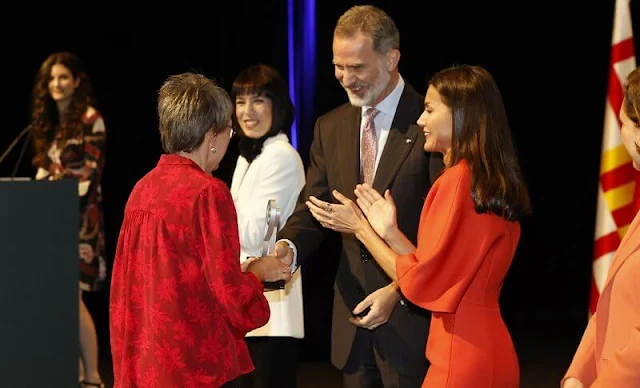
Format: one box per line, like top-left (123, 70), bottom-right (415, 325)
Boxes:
top-left (239, 336), bottom-right (300, 388)
top-left (342, 329), bottom-right (425, 388)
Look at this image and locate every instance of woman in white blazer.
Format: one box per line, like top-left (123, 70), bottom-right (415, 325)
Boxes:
top-left (230, 64), bottom-right (306, 388)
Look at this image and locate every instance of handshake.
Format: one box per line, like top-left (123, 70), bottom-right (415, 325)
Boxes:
top-left (241, 241), bottom-right (294, 284)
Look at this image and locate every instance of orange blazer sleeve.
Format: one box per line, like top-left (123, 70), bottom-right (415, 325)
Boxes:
top-left (563, 314), bottom-right (597, 387)
top-left (592, 325), bottom-right (640, 387)
top-left (396, 163), bottom-right (509, 313)
top-left (591, 257), bottom-right (640, 387)
top-left (195, 182), bottom-right (270, 336)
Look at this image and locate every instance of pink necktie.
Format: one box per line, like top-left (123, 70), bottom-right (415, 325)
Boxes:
top-left (361, 107), bottom-right (380, 185)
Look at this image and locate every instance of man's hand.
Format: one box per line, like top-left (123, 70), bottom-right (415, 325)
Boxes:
top-left (274, 240), bottom-right (294, 267)
top-left (349, 283), bottom-right (402, 330)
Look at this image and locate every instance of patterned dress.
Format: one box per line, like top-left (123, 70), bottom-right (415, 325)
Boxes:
top-left (35, 107), bottom-right (106, 292)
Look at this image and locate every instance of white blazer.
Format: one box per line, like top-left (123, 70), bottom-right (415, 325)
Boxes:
top-left (230, 133), bottom-right (306, 338)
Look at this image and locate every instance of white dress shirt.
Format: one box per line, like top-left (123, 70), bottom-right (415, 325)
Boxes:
top-left (231, 133), bottom-right (306, 338)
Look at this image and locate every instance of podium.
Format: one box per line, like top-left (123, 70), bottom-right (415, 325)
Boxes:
top-left (0, 180), bottom-right (78, 387)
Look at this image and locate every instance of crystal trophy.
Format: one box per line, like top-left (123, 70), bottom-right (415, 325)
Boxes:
top-left (262, 199), bottom-right (285, 291)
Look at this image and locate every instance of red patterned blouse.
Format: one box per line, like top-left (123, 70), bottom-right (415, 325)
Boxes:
top-left (110, 154), bottom-right (270, 387)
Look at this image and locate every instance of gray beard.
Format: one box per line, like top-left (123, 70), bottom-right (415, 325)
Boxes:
top-left (346, 70), bottom-right (391, 107)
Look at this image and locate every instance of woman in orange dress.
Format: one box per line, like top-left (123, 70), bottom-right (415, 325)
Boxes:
top-left (307, 65), bottom-right (531, 387)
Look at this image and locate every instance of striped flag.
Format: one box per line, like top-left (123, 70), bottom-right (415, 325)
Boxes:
top-left (591, 0), bottom-right (638, 314)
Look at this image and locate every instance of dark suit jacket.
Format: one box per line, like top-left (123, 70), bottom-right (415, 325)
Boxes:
top-left (279, 82), bottom-right (442, 376)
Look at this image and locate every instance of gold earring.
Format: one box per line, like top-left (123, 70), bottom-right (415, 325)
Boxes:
top-left (210, 147), bottom-right (216, 154)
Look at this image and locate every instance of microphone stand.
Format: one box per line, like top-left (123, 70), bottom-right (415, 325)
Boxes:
top-left (0, 124), bottom-right (33, 181)
top-left (11, 130), bottom-right (33, 179)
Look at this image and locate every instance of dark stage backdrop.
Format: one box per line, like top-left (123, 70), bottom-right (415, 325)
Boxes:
top-left (0, 0), bottom-right (629, 384)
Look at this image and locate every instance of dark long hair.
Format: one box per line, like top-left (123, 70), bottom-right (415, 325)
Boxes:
top-left (430, 65), bottom-right (531, 221)
top-left (231, 64), bottom-right (294, 162)
top-left (30, 52), bottom-right (94, 167)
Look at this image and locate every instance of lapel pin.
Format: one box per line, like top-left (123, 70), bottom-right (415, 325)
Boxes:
top-left (405, 138), bottom-right (412, 144)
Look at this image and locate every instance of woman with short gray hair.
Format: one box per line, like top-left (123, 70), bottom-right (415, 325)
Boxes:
top-left (110, 72), bottom-right (293, 387)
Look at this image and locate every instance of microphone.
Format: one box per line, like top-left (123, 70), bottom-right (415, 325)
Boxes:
top-left (0, 123), bottom-right (34, 180)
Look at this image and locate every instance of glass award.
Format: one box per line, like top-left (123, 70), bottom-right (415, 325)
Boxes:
top-left (262, 199), bottom-right (285, 291)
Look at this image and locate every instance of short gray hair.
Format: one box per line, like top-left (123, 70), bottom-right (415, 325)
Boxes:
top-left (334, 5), bottom-right (400, 54)
top-left (157, 72), bottom-right (232, 153)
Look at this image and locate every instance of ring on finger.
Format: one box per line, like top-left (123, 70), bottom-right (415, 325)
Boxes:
top-left (326, 204), bottom-right (333, 212)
